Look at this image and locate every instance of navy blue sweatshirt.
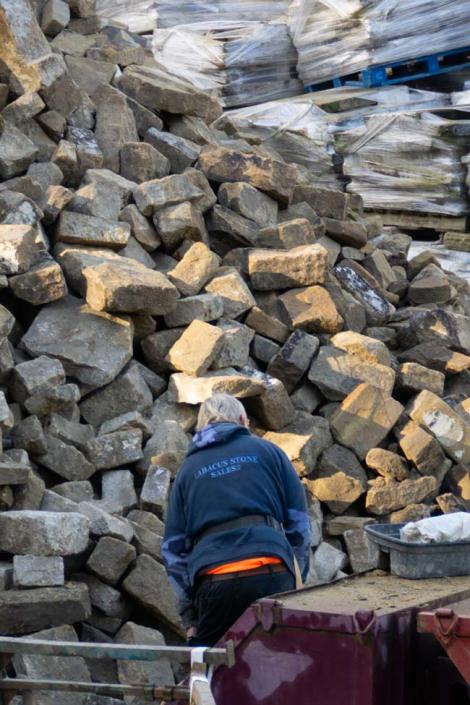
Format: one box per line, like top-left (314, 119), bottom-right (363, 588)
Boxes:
top-left (163, 422), bottom-right (311, 627)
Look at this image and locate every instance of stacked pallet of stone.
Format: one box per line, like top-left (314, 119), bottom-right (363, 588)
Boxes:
top-left (290, 0), bottom-right (470, 88)
top-left (214, 93), bottom-right (340, 189)
top-left (0, 2), bottom-right (468, 691)
top-left (94, 0), bottom-right (158, 33)
top-left (334, 110), bottom-right (470, 216)
top-left (153, 21), bottom-right (302, 108)
top-left (155, 0), bottom-right (292, 27)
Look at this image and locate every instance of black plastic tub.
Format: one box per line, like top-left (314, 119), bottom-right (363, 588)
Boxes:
top-left (365, 523), bottom-right (470, 579)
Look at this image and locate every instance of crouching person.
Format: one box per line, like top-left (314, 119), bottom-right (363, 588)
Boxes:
top-left (163, 393), bottom-right (311, 646)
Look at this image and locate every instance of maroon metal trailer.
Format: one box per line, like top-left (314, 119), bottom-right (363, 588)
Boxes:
top-left (210, 571), bottom-right (470, 705)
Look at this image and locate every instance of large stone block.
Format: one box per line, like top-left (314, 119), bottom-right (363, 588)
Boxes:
top-left (83, 260), bottom-right (179, 316)
top-left (248, 244), bottom-right (328, 290)
top-left (167, 320), bottom-right (223, 376)
top-left (198, 146), bottom-right (297, 207)
top-left (407, 390), bottom-right (470, 465)
top-left (80, 363), bottom-right (153, 427)
top-left (308, 444), bottom-right (367, 514)
top-left (119, 65), bottom-right (222, 123)
top-left (308, 346), bottom-right (395, 401)
top-left (56, 211), bottom-right (130, 250)
top-left (330, 384), bottom-right (404, 459)
top-left (21, 296), bottom-right (133, 391)
top-left (13, 555), bottom-right (64, 587)
top-left (0, 511), bottom-right (89, 555)
top-left (122, 554), bottom-right (182, 633)
top-left (116, 622), bottom-right (175, 694)
top-left (84, 430), bottom-right (143, 470)
top-left (265, 414), bottom-right (332, 477)
top-left (279, 286), bottom-right (343, 334)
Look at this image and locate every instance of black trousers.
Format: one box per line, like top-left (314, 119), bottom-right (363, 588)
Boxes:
top-left (189, 570), bottom-right (295, 647)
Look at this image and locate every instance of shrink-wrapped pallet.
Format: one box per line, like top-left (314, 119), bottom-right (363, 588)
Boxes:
top-left (290, 0), bottom-right (470, 88)
top-left (289, 0), bottom-right (372, 86)
top-left (153, 22), bottom-right (302, 108)
top-left (215, 94), bottom-right (340, 188)
top-left (155, 1), bottom-right (291, 28)
top-left (334, 110), bottom-right (470, 215)
top-left (95, 0), bottom-right (158, 33)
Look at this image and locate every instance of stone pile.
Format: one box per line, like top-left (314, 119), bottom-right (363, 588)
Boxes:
top-left (0, 2), bottom-right (468, 695)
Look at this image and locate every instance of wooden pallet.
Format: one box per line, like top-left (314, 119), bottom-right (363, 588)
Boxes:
top-left (305, 45), bottom-right (470, 91)
top-left (368, 211), bottom-right (468, 233)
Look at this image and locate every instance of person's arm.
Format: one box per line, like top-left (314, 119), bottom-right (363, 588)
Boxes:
top-left (162, 480), bottom-right (195, 630)
top-left (278, 449), bottom-right (311, 582)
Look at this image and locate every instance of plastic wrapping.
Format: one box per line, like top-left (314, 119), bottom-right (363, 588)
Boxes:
top-left (334, 108), bottom-right (470, 215)
top-left (290, 0), bottom-right (470, 87)
top-left (215, 95), bottom-right (340, 187)
top-left (155, 1), bottom-right (291, 28)
top-left (152, 22), bottom-right (302, 108)
top-left (95, 0), bottom-right (158, 33)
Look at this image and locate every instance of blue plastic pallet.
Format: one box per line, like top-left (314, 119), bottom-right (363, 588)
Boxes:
top-left (305, 45), bottom-right (470, 92)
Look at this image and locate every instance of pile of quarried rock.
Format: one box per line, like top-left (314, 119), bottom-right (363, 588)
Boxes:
top-left (0, 1), bottom-right (468, 692)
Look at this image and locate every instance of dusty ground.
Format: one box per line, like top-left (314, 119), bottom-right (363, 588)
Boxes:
top-left (282, 571), bottom-right (470, 615)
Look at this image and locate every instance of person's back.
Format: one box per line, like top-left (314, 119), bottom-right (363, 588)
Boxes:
top-left (163, 393), bottom-right (311, 646)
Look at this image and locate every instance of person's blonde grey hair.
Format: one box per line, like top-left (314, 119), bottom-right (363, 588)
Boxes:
top-left (197, 393), bottom-right (248, 431)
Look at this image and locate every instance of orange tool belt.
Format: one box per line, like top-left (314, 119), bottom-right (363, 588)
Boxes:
top-left (203, 556), bottom-right (283, 576)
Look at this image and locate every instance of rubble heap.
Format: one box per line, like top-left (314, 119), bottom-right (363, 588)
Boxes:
top-left (0, 1), bottom-right (468, 692)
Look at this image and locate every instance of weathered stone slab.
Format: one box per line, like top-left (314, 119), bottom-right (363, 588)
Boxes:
top-left (265, 414), bottom-right (332, 477)
top-left (198, 146), bottom-right (297, 207)
top-left (330, 383), bottom-right (404, 459)
top-left (218, 182), bottom-right (278, 228)
top-left (78, 501), bottom-right (133, 544)
top-left (366, 476), bottom-right (437, 515)
top-left (407, 390), bottom-right (470, 465)
top-left (334, 260), bottom-right (395, 325)
top-left (397, 362), bottom-right (445, 396)
top-left (21, 296), bottom-right (133, 391)
top-left (205, 268), bottom-right (255, 319)
top-left (40, 434), bottom-right (96, 481)
top-left (140, 466), bottom-right (171, 519)
top-left (164, 293), bottom-right (223, 328)
top-left (10, 253), bottom-right (67, 304)
top-left (0, 584), bottom-right (90, 635)
top-left (84, 260), bottom-right (179, 316)
top-left (13, 555), bottom-right (64, 587)
top-left (122, 554), bottom-right (182, 633)
top-left (248, 244), bottom-right (328, 290)
top-left (56, 211), bottom-right (130, 250)
top-left (0, 511), bottom-right (89, 555)
top-left (86, 537), bottom-right (136, 586)
top-left (116, 622), bottom-right (174, 695)
top-left (0, 224), bottom-right (41, 275)
top-left (168, 242), bottom-right (219, 297)
top-left (168, 369), bottom-right (265, 405)
top-left (214, 319), bottom-right (254, 370)
top-left (308, 346), bottom-right (395, 401)
top-left (167, 320), bottom-right (223, 376)
top-left (307, 444), bottom-right (367, 514)
top-left (267, 331), bottom-right (319, 393)
top-left (119, 65), bottom-right (222, 123)
top-left (280, 286), bottom-right (344, 334)
top-left (133, 174), bottom-right (205, 217)
top-left (331, 331), bottom-right (391, 367)
top-left (365, 448), bottom-right (409, 481)
top-left (80, 362), bottom-right (152, 427)
top-left (84, 430), bottom-right (143, 470)
top-left (292, 185), bottom-right (348, 219)
top-left (154, 201), bottom-right (208, 252)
